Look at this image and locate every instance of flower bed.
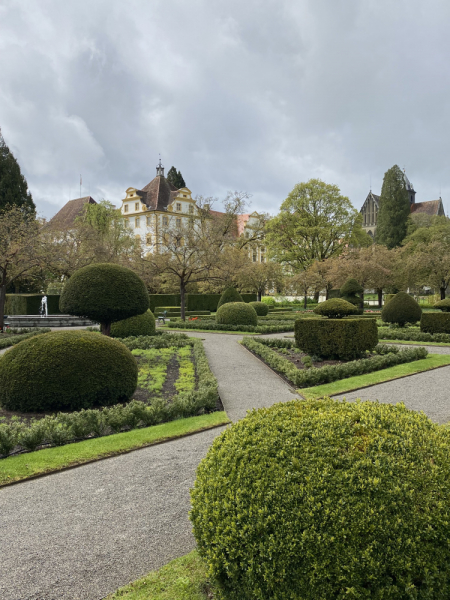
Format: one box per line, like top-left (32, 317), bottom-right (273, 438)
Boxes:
top-left (0, 334), bottom-right (219, 458)
top-left (241, 337), bottom-right (428, 388)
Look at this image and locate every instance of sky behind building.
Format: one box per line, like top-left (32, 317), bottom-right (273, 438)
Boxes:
top-left (1, 0), bottom-right (450, 219)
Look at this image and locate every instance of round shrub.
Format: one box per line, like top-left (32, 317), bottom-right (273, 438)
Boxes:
top-left (110, 310), bottom-right (156, 338)
top-left (313, 298), bottom-right (358, 318)
top-left (216, 302), bottom-right (257, 326)
top-left (434, 298), bottom-right (450, 312)
top-left (191, 399), bottom-right (450, 600)
top-left (249, 301), bottom-right (269, 316)
top-left (261, 296), bottom-right (276, 306)
top-left (0, 331), bottom-right (138, 412)
top-left (217, 287), bottom-right (244, 309)
top-left (381, 291), bottom-right (422, 326)
top-left (60, 263), bottom-right (149, 335)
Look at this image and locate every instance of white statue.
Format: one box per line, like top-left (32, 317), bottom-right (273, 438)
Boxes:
top-left (40, 296), bottom-right (48, 317)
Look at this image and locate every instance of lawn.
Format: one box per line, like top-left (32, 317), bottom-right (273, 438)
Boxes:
top-left (299, 354), bottom-right (450, 399)
top-left (0, 412), bottom-right (229, 486)
top-left (106, 550), bottom-right (213, 600)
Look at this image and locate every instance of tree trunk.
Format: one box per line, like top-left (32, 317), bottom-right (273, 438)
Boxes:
top-left (100, 322), bottom-right (111, 336)
top-left (0, 284), bottom-right (6, 331)
top-left (304, 292), bottom-right (307, 309)
top-left (359, 292), bottom-right (364, 310)
top-left (441, 286), bottom-right (446, 300)
top-left (325, 287), bottom-right (329, 300)
top-left (180, 282), bottom-right (186, 321)
top-left (314, 291), bottom-right (320, 302)
top-left (257, 289), bottom-right (262, 302)
top-left (377, 288), bottom-right (383, 308)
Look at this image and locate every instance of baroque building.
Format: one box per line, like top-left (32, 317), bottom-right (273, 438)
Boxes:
top-left (360, 172), bottom-right (445, 237)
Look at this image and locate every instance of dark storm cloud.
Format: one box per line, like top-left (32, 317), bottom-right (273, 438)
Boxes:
top-left (1, 0), bottom-right (450, 219)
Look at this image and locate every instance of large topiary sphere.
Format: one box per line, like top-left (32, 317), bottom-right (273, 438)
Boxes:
top-left (217, 287), bottom-right (244, 309)
top-left (0, 331), bottom-right (138, 412)
top-left (110, 310), bottom-right (156, 338)
top-left (381, 291), bottom-right (422, 326)
top-left (313, 298), bottom-right (358, 318)
top-left (60, 263), bottom-right (149, 335)
top-left (434, 298), bottom-right (450, 312)
top-left (216, 302), bottom-right (257, 326)
top-left (191, 399), bottom-right (450, 600)
top-left (249, 301), bottom-right (269, 316)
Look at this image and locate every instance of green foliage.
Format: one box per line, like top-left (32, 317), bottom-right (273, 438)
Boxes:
top-left (420, 313), bottom-right (450, 334)
top-left (384, 293), bottom-right (395, 305)
top-left (111, 310), bottom-right (156, 338)
top-left (249, 301), bottom-right (269, 316)
top-left (376, 165), bottom-right (411, 248)
top-left (295, 317), bottom-right (378, 359)
top-left (60, 263), bottom-right (149, 329)
top-left (166, 166), bottom-right (186, 189)
top-left (340, 278), bottom-right (363, 307)
top-left (0, 328), bottom-right (51, 349)
top-left (166, 320), bottom-right (294, 333)
top-left (313, 298), bottom-right (358, 319)
top-left (381, 291), bottom-right (422, 326)
top-left (191, 398), bottom-right (450, 600)
top-left (5, 294), bottom-right (61, 315)
top-left (216, 302), bottom-right (258, 326)
top-left (261, 296), bottom-right (276, 305)
top-left (149, 294), bottom-right (181, 312)
top-left (0, 130), bottom-right (35, 213)
top-left (434, 298), bottom-right (450, 312)
top-left (0, 331), bottom-right (138, 412)
top-left (378, 327), bottom-right (450, 343)
top-left (217, 287), bottom-right (244, 308)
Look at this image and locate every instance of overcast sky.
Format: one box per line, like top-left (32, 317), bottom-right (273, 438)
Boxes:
top-left (1, 0), bottom-right (450, 219)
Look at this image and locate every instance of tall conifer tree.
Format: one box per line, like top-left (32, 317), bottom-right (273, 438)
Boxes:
top-left (167, 165), bottom-right (186, 188)
top-left (375, 165), bottom-right (410, 248)
top-left (0, 129), bottom-right (35, 213)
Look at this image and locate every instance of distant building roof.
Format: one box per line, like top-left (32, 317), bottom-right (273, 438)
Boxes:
top-left (48, 196), bottom-right (96, 228)
top-left (410, 199), bottom-right (445, 216)
top-left (137, 177), bottom-right (179, 211)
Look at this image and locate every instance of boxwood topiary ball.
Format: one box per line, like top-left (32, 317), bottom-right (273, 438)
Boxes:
top-left (110, 310), bottom-right (156, 338)
top-left (249, 301), bottom-right (269, 316)
top-left (217, 287), bottom-right (244, 309)
top-left (0, 331), bottom-right (138, 412)
top-left (216, 302), bottom-right (257, 326)
top-left (313, 298), bottom-right (358, 318)
top-left (381, 291), bottom-right (422, 326)
top-left (190, 399), bottom-right (450, 600)
top-left (434, 298), bottom-right (450, 312)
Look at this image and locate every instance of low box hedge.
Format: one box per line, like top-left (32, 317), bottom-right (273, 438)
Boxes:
top-left (295, 318), bottom-right (378, 360)
top-left (0, 328), bottom-right (51, 349)
top-left (241, 337), bottom-right (428, 389)
top-left (164, 320), bottom-right (295, 333)
top-left (420, 313), bottom-right (450, 334)
top-left (378, 327), bottom-right (450, 344)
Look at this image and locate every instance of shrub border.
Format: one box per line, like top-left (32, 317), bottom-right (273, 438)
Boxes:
top-left (0, 328), bottom-right (51, 349)
top-left (378, 328), bottom-right (450, 344)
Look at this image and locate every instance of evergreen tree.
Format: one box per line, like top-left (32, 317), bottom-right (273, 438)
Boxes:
top-left (376, 165), bottom-right (410, 248)
top-left (0, 129), bottom-right (35, 213)
top-left (167, 165), bottom-right (186, 188)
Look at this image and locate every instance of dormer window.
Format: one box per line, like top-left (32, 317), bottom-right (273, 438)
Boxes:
top-left (135, 202), bottom-right (139, 211)
top-left (183, 194), bottom-right (187, 197)
top-left (176, 203), bottom-right (182, 211)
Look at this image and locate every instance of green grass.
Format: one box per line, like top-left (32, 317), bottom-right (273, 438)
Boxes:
top-left (164, 326), bottom-right (261, 335)
top-left (380, 338), bottom-right (450, 347)
top-left (299, 355), bottom-right (450, 399)
top-left (0, 412), bottom-right (229, 487)
top-left (106, 550), bottom-right (213, 599)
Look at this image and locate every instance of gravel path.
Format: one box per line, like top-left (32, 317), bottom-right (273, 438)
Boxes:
top-left (0, 331), bottom-right (298, 600)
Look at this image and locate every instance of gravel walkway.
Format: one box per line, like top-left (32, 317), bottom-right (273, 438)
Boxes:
top-left (0, 331), bottom-right (298, 600)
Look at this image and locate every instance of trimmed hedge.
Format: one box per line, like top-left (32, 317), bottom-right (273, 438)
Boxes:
top-left (314, 298), bottom-right (358, 318)
top-left (434, 298), bottom-right (450, 312)
top-left (60, 264), bottom-right (149, 330)
top-left (249, 301), bottom-right (269, 316)
top-left (420, 313), bottom-right (450, 334)
top-left (110, 310), bottom-right (156, 338)
top-left (384, 293), bottom-right (395, 305)
top-left (0, 331), bottom-right (138, 412)
top-left (378, 327), bottom-right (450, 344)
top-left (242, 337), bottom-right (426, 388)
top-left (5, 294), bottom-right (61, 315)
top-left (0, 328), bottom-right (51, 349)
top-left (216, 302), bottom-right (258, 326)
top-left (381, 291), bottom-right (422, 327)
top-left (340, 278), bottom-right (363, 307)
top-left (148, 294), bottom-right (181, 312)
top-left (190, 398), bottom-right (450, 600)
top-left (165, 320), bottom-right (295, 333)
top-left (147, 293), bottom-right (258, 313)
top-left (217, 287), bottom-right (244, 308)
top-left (295, 317), bottom-right (378, 360)
top-left (0, 338), bottom-right (219, 458)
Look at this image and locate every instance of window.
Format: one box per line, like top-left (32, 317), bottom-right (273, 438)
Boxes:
top-left (135, 202), bottom-right (139, 211)
top-left (260, 247), bottom-right (265, 253)
top-left (252, 252), bottom-right (257, 262)
top-left (260, 255), bottom-right (265, 263)
top-left (146, 234), bottom-right (152, 245)
top-left (135, 217), bottom-right (140, 227)
top-left (124, 204), bottom-right (129, 213)
top-left (183, 194), bottom-right (187, 197)
top-left (176, 218), bottom-right (182, 228)
top-left (124, 218), bottom-right (129, 227)
top-left (147, 216), bottom-right (151, 226)
top-left (176, 202), bottom-right (182, 211)
top-left (162, 216), bottom-right (168, 226)
top-left (189, 205), bottom-right (194, 214)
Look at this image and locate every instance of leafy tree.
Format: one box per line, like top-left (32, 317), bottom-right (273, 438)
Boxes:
top-left (0, 129), bottom-right (35, 213)
top-left (167, 166), bottom-right (186, 188)
top-left (266, 179), bottom-right (368, 271)
top-left (0, 206), bottom-right (42, 330)
top-left (290, 268), bottom-right (323, 308)
top-left (237, 262), bottom-right (284, 301)
top-left (376, 165), bottom-right (410, 248)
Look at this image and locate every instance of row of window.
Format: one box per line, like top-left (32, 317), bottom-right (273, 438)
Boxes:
top-left (124, 202), bottom-right (195, 214)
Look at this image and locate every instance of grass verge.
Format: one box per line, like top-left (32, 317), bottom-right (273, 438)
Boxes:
top-left (0, 412), bottom-right (229, 487)
top-left (299, 355), bottom-right (450, 399)
top-left (105, 550), bottom-right (212, 599)
top-left (380, 338), bottom-right (450, 347)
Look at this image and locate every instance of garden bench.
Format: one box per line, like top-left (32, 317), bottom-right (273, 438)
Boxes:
top-left (157, 310), bottom-right (168, 324)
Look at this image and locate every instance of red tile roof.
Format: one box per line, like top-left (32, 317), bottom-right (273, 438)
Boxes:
top-left (48, 196), bottom-right (96, 228)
